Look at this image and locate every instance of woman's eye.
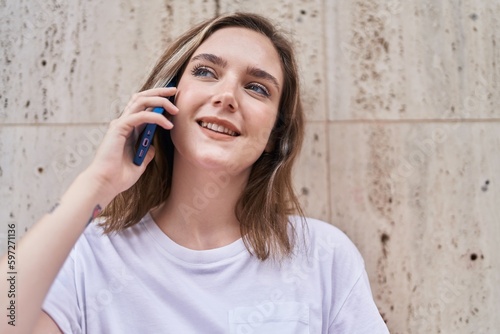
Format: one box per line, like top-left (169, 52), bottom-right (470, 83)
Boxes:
top-left (191, 65), bottom-right (215, 78)
top-left (247, 83), bottom-right (270, 97)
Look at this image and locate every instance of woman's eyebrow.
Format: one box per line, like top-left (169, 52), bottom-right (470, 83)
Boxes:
top-left (247, 66), bottom-right (280, 92)
top-left (191, 53), bottom-right (227, 67)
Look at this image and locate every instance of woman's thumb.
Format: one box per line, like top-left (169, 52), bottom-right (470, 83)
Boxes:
top-left (142, 145), bottom-right (156, 168)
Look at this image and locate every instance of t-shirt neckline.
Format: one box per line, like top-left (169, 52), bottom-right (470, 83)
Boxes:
top-left (140, 212), bottom-right (248, 265)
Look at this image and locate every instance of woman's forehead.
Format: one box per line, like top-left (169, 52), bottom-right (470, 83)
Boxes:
top-left (192, 27), bottom-right (283, 84)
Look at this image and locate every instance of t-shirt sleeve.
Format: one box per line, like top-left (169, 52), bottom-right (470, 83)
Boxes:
top-left (329, 269), bottom-right (390, 333)
top-left (42, 249), bottom-right (83, 334)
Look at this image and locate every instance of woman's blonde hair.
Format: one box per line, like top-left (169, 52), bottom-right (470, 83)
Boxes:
top-left (101, 12), bottom-right (305, 261)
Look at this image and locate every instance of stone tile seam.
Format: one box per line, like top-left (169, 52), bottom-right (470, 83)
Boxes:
top-left (2, 118), bottom-right (500, 127)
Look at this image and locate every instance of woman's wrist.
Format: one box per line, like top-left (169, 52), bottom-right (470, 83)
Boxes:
top-left (71, 167), bottom-right (119, 209)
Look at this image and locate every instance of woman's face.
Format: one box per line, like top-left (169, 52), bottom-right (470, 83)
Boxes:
top-left (170, 27), bottom-right (283, 176)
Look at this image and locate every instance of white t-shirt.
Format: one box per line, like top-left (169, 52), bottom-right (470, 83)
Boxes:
top-left (43, 214), bottom-right (389, 333)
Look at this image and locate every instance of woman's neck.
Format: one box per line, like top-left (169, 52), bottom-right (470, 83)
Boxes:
top-left (151, 154), bottom-right (250, 250)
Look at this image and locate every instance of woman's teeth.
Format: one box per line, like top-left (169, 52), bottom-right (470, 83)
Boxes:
top-left (200, 121), bottom-right (238, 136)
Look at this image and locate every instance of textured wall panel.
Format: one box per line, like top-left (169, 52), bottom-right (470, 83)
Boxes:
top-left (0, 0), bottom-right (216, 124)
top-left (0, 125), bottom-right (98, 250)
top-left (329, 122), bottom-right (500, 333)
top-left (327, 0), bottom-right (500, 121)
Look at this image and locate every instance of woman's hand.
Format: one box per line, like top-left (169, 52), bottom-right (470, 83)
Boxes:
top-left (85, 86), bottom-right (178, 200)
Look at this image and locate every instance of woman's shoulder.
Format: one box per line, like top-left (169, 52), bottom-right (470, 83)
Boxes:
top-left (288, 215), bottom-right (365, 268)
top-left (289, 215), bottom-right (358, 247)
top-left (76, 214), bottom-right (152, 251)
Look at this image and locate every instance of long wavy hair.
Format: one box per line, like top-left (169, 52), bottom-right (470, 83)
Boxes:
top-left (101, 12), bottom-right (305, 261)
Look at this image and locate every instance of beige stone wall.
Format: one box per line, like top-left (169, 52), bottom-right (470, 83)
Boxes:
top-left (1, 0), bottom-right (499, 332)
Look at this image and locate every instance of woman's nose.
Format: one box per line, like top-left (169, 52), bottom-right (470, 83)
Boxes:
top-left (211, 81), bottom-right (239, 112)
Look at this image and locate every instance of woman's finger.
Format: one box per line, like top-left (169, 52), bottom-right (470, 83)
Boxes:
top-left (142, 145), bottom-right (156, 168)
top-left (122, 87), bottom-right (177, 116)
top-left (117, 111), bottom-right (174, 134)
top-left (126, 96), bottom-right (179, 116)
top-left (138, 86), bottom-right (177, 97)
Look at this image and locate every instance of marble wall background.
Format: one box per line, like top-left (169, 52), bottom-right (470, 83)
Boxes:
top-left (1, 0), bottom-right (499, 332)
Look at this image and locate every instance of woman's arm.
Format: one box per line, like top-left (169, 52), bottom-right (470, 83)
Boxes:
top-left (0, 87), bottom-right (177, 334)
top-left (1, 169), bottom-right (114, 334)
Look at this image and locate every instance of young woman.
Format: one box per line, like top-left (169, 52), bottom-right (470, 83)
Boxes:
top-left (1, 12), bottom-right (389, 334)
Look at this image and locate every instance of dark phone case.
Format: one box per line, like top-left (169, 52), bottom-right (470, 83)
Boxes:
top-left (133, 80), bottom-right (176, 166)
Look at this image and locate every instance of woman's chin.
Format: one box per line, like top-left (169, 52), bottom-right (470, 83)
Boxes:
top-left (197, 156), bottom-right (242, 173)
top-left (172, 142), bottom-right (257, 176)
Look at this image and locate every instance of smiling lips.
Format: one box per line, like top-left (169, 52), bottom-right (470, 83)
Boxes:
top-left (197, 120), bottom-right (240, 137)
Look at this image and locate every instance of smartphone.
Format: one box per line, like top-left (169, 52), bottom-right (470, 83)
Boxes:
top-left (133, 78), bottom-right (176, 166)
